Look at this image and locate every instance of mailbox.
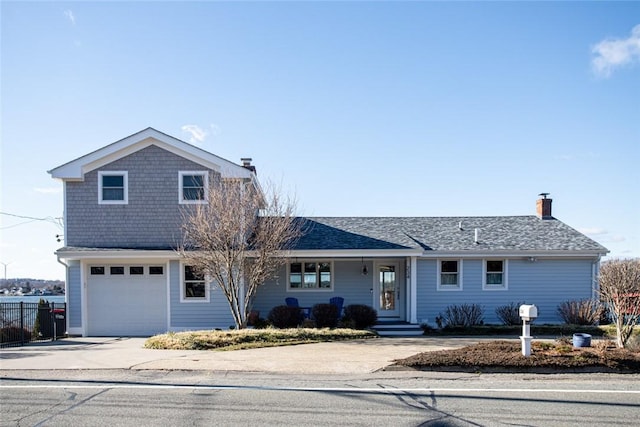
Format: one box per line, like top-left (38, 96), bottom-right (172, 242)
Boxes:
top-left (519, 304), bottom-right (538, 321)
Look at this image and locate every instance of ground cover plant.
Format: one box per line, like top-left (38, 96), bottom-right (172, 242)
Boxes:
top-left (145, 328), bottom-right (377, 351)
top-left (392, 339), bottom-right (640, 373)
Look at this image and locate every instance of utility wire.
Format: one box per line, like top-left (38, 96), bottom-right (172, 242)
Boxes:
top-left (0, 212), bottom-right (63, 230)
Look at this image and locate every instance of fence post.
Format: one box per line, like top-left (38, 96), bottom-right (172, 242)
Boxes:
top-left (20, 302), bottom-right (25, 346)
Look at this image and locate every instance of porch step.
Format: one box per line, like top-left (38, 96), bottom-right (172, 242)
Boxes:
top-left (373, 321), bottom-right (424, 337)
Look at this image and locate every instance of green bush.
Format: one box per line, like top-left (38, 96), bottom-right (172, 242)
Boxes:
top-left (311, 303), bottom-right (339, 328)
top-left (557, 299), bottom-right (603, 326)
top-left (342, 304), bottom-right (377, 329)
top-left (267, 305), bottom-right (303, 328)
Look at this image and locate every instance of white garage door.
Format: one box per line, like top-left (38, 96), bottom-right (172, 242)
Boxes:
top-left (87, 265), bottom-right (167, 336)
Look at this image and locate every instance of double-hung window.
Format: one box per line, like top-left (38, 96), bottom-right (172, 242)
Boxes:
top-left (438, 260), bottom-right (462, 290)
top-left (484, 260), bottom-right (508, 290)
top-left (179, 171), bottom-right (208, 204)
top-left (288, 261), bottom-right (332, 290)
top-left (182, 265), bottom-right (209, 302)
top-left (98, 171), bottom-right (128, 204)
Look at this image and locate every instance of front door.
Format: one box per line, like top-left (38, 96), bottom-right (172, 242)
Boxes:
top-left (375, 262), bottom-right (400, 317)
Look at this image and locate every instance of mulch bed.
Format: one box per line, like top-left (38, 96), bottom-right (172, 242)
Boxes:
top-left (391, 341), bottom-right (640, 373)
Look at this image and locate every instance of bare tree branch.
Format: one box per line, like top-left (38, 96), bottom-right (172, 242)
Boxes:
top-left (179, 178), bottom-right (301, 329)
top-left (598, 258), bottom-right (640, 348)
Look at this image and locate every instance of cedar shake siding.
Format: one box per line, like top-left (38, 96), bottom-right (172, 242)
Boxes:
top-left (65, 144), bottom-right (220, 249)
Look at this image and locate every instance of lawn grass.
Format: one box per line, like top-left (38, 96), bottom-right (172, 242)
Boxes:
top-left (144, 327), bottom-right (377, 351)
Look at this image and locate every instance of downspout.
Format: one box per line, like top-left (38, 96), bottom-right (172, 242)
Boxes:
top-left (56, 257), bottom-right (70, 336)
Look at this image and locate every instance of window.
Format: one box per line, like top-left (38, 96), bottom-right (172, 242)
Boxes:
top-left (149, 266), bottom-right (164, 275)
top-left (484, 260), bottom-right (508, 290)
top-left (179, 171), bottom-right (208, 204)
top-left (129, 266), bottom-right (144, 275)
top-left (437, 260), bottom-right (463, 290)
top-left (99, 171), bottom-right (128, 204)
top-left (182, 265), bottom-right (208, 302)
top-left (288, 261), bottom-right (332, 290)
top-left (110, 266), bottom-right (125, 275)
top-left (90, 266), bottom-right (105, 275)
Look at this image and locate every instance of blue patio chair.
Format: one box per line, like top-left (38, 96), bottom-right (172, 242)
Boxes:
top-left (329, 297), bottom-right (344, 316)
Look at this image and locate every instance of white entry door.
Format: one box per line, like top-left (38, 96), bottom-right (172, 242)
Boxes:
top-left (374, 262), bottom-right (400, 317)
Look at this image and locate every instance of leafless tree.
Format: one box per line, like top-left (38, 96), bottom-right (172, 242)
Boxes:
top-left (597, 258), bottom-right (640, 348)
top-left (179, 178), bottom-right (301, 329)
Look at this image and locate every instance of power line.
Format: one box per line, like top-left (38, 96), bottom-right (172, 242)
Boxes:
top-left (0, 212), bottom-right (63, 230)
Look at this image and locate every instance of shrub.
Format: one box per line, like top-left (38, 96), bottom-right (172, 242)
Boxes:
top-left (557, 299), bottom-right (603, 325)
top-left (342, 304), bottom-right (378, 329)
top-left (0, 326), bottom-right (32, 343)
top-left (495, 301), bottom-right (524, 326)
top-left (311, 303), bottom-right (340, 328)
top-left (439, 303), bottom-right (484, 327)
top-left (267, 305), bottom-right (303, 328)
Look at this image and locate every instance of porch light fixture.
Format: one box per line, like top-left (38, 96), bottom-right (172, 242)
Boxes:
top-left (361, 258), bottom-right (368, 276)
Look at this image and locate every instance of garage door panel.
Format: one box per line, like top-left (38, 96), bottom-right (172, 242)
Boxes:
top-left (88, 271), bottom-right (167, 336)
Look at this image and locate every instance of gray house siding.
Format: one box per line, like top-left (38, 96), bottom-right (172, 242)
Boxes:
top-left (416, 258), bottom-right (595, 325)
top-left (168, 260), bottom-right (235, 329)
top-left (67, 261), bottom-right (82, 328)
top-left (65, 145), bottom-right (220, 248)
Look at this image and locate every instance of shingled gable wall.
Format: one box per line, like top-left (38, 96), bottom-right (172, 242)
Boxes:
top-left (65, 144), bottom-right (220, 248)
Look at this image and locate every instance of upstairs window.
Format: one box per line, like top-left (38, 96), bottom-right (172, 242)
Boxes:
top-left (484, 260), bottom-right (508, 290)
top-left (99, 171), bottom-right (128, 204)
top-left (438, 260), bottom-right (463, 290)
top-left (179, 171), bottom-right (208, 204)
top-left (288, 261), bottom-right (332, 290)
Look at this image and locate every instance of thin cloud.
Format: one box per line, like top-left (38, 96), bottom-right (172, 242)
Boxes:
top-left (578, 227), bottom-right (607, 236)
top-left (64, 9), bottom-right (76, 26)
top-left (591, 24), bottom-right (640, 78)
top-left (34, 187), bottom-right (62, 194)
top-left (181, 125), bottom-right (208, 144)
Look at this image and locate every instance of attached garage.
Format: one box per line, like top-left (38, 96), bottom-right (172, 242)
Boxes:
top-left (86, 264), bottom-right (168, 336)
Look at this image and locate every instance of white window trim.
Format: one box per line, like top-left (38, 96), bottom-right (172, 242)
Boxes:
top-left (286, 260), bottom-right (334, 292)
top-left (180, 263), bottom-right (210, 303)
top-left (98, 171), bottom-right (128, 204)
top-left (179, 171), bottom-right (208, 204)
top-left (437, 259), bottom-right (463, 291)
top-left (483, 259), bottom-right (509, 290)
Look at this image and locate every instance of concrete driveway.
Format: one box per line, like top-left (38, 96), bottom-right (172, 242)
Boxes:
top-left (0, 337), bottom-right (485, 374)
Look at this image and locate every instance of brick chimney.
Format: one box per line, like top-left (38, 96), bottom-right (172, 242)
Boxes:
top-left (536, 193), bottom-right (552, 219)
top-left (241, 158), bottom-right (256, 174)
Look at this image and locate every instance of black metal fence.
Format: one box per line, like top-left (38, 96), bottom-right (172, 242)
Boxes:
top-left (0, 302), bottom-right (66, 348)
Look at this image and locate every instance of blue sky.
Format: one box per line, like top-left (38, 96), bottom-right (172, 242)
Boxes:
top-left (1, 1), bottom-right (638, 280)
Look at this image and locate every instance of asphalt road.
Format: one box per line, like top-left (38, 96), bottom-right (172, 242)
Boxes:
top-left (2, 370), bottom-right (639, 426)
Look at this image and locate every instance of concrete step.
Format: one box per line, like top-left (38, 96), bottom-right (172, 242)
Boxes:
top-left (373, 322), bottom-right (424, 337)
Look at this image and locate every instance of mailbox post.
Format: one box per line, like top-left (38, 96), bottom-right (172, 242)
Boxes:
top-left (519, 304), bottom-right (538, 357)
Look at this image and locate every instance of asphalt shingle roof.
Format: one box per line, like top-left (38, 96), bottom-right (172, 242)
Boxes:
top-left (293, 216), bottom-right (608, 253)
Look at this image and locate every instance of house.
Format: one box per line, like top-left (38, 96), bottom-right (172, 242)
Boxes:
top-left (49, 128), bottom-right (609, 336)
